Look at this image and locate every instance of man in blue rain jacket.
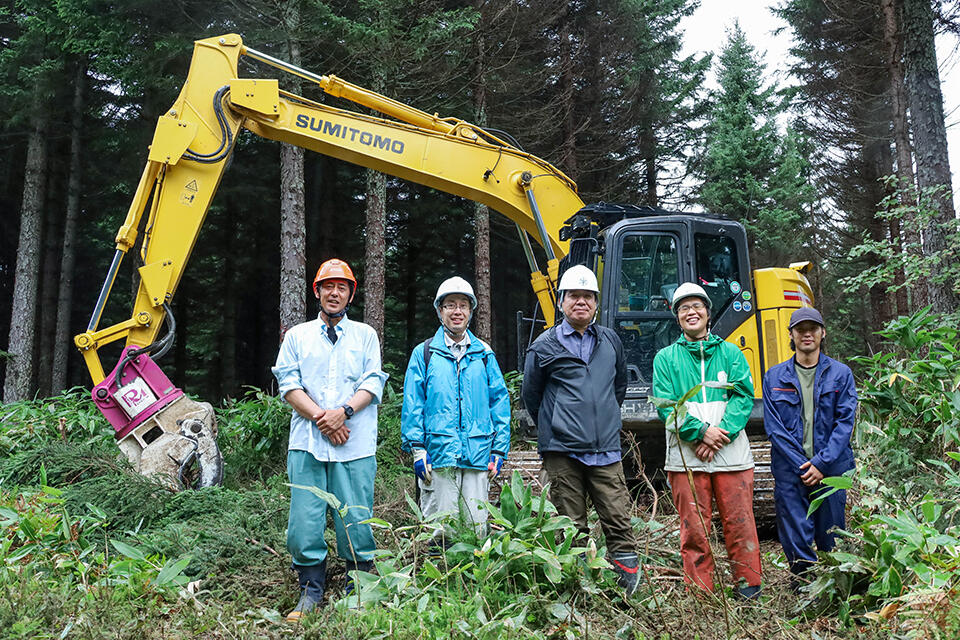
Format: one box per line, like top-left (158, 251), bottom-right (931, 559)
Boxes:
top-left (763, 307), bottom-right (857, 578)
top-left (401, 277), bottom-right (511, 535)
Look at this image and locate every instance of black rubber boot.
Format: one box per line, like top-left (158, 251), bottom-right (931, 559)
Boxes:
top-left (609, 552), bottom-right (640, 596)
top-left (344, 559), bottom-right (375, 595)
top-left (736, 584), bottom-right (762, 601)
top-left (285, 560), bottom-right (327, 622)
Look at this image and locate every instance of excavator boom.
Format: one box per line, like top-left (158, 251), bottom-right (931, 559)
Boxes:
top-left (76, 33), bottom-right (583, 385)
top-left (73, 34), bottom-right (585, 488)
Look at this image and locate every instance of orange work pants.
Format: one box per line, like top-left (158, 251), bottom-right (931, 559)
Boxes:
top-left (668, 469), bottom-right (762, 591)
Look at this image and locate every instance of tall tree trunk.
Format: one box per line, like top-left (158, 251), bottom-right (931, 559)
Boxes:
top-left (4, 109), bottom-right (48, 402)
top-left (904, 0), bottom-right (959, 313)
top-left (52, 65), bottom-right (84, 394)
top-left (472, 7), bottom-right (492, 342)
top-left (862, 89), bottom-right (897, 338)
top-left (881, 0), bottom-right (918, 313)
top-left (37, 166), bottom-right (61, 396)
top-left (363, 53), bottom-right (387, 340)
top-left (279, 142), bottom-right (306, 337)
top-left (363, 168), bottom-right (386, 339)
top-left (473, 202), bottom-right (492, 341)
top-left (559, 19), bottom-right (579, 181)
top-left (278, 8), bottom-right (306, 339)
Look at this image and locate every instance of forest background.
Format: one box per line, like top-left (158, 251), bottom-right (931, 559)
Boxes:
top-left (3, 2), bottom-right (960, 638)
top-left (2, 0), bottom-right (959, 401)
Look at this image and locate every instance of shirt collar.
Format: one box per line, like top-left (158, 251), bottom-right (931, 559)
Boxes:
top-left (560, 318), bottom-right (595, 337)
top-left (317, 314), bottom-right (348, 333)
top-left (443, 330), bottom-right (471, 349)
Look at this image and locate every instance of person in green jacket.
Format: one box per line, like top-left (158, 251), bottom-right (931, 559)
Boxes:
top-left (652, 282), bottom-right (762, 599)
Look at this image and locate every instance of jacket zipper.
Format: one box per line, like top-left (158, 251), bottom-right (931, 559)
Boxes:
top-left (811, 359), bottom-right (820, 457)
top-left (700, 341), bottom-right (710, 468)
top-left (457, 356), bottom-right (462, 436)
top-left (592, 332), bottom-right (599, 452)
top-left (700, 341), bottom-right (707, 403)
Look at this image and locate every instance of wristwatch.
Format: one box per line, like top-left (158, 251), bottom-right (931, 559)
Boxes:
top-left (341, 404), bottom-right (355, 420)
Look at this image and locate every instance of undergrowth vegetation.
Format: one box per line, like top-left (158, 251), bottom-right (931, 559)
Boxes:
top-left (800, 308), bottom-right (960, 636)
top-left (3, 312), bottom-right (960, 638)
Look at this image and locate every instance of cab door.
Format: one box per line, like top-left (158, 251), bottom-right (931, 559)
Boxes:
top-left (688, 219), bottom-right (753, 338)
top-left (598, 220), bottom-right (687, 396)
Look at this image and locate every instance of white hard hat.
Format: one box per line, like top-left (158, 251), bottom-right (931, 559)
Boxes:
top-left (557, 265), bottom-right (599, 297)
top-left (434, 276), bottom-right (478, 310)
top-left (671, 282), bottom-right (712, 312)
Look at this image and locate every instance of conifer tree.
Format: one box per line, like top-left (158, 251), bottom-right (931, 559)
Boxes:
top-left (777, 0), bottom-right (897, 347)
top-left (697, 25), bottom-right (780, 247)
top-left (903, 0), bottom-right (959, 313)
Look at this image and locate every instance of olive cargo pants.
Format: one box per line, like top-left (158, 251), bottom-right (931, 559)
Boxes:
top-left (541, 453), bottom-right (636, 554)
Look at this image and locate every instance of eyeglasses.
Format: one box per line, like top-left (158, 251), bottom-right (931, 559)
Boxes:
top-left (441, 302), bottom-right (471, 312)
top-left (676, 301), bottom-right (706, 313)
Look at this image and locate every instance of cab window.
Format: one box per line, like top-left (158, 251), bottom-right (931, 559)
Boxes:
top-left (614, 234), bottom-right (681, 387)
top-left (618, 234), bottom-right (680, 311)
top-left (694, 233), bottom-right (740, 315)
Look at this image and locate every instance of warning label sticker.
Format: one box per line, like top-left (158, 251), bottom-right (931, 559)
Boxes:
top-left (180, 179), bottom-right (199, 205)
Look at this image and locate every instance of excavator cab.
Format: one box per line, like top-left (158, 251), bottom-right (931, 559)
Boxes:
top-left (559, 206), bottom-right (754, 400)
top-left (597, 213), bottom-right (754, 396)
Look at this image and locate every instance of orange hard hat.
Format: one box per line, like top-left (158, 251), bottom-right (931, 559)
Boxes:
top-left (313, 258), bottom-right (358, 299)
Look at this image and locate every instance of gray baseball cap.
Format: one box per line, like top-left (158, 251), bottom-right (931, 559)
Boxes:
top-left (788, 307), bottom-right (825, 329)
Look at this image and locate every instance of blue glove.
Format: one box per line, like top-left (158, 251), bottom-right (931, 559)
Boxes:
top-left (487, 453), bottom-right (504, 480)
top-left (413, 449), bottom-right (432, 484)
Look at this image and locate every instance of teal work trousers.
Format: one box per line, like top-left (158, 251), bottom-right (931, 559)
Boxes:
top-left (286, 450), bottom-right (377, 566)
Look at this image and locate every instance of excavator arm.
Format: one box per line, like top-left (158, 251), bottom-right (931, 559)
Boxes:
top-left (73, 34), bottom-right (585, 487)
top-left (76, 33), bottom-right (583, 384)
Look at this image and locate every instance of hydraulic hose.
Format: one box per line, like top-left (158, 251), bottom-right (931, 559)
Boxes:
top-left (117, 303), bottom-right (176, 384)
top-left (183, 86), bottom-right (234, 164)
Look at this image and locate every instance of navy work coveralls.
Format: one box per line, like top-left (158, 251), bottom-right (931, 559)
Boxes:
top-left (762, 354), bottom-right (857, 573)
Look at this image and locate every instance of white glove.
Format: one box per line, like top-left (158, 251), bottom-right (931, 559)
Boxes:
top-left (413, 449), bottom-right (432, 485)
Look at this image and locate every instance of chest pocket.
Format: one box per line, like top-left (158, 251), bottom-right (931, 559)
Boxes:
top-left (547, 356), bottom-right (587, 401)
top-left (771, 388), bottom-right (802, 432)
top-left (341, 348), bottom-right (367, 383)
top-left (817, 384), bottom-right (841, 424)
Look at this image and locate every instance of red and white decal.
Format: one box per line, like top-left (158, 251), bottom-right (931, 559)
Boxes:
top-left (783, 289), bottom-right (812, 305)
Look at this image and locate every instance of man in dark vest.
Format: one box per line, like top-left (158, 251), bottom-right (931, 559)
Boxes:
top-left (522, 265), bottom-right (638, 594)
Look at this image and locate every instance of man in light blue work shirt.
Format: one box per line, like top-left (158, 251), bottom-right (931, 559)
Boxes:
top-left (272, 258), bottom-right (388, 621)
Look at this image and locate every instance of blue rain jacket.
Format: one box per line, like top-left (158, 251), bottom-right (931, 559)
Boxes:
top-left (762, 354), bottom-right (857, 479)
top-left (401, 327), bottom-right (511, 470)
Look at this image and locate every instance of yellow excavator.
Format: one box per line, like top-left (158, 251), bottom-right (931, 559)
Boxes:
top-left (74, 34), bottom-right (814, 498)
